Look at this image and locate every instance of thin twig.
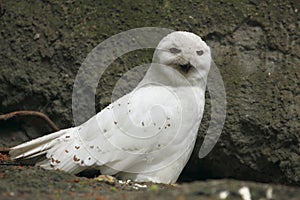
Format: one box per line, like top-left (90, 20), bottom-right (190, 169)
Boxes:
top-left (0, 0), bottom-right (5, 18)
top-left (0, 147), bottom-right (9, 154)
top-left (0, 110), bottom-right (59, 131)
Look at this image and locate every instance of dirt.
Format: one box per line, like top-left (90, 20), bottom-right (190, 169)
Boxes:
top-left (1, 158), bottom-right (300, 200)
top-left (0, 0), bottom-right (299, 199)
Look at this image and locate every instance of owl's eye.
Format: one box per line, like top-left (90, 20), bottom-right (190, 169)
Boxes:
top-left (196, 50), bottom-right (204, 56)
top-left (169, 47), bottom-right (181, 54)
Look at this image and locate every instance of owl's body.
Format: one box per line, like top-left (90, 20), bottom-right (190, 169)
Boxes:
top-left (10, 31), bottom-right (211, 184)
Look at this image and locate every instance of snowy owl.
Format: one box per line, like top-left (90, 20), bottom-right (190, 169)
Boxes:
top-left (10, 31), bottom-right (211, 184)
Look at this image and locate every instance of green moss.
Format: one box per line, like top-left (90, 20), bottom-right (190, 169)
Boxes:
top-left (150, 184), bottom-right (159, 193)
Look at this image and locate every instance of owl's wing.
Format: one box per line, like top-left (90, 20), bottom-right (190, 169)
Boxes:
top-left (77, 84), bottom-right (201, 174)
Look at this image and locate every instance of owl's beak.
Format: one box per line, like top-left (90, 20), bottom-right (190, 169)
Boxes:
top-left (179, 62), bottom-right (193, 73)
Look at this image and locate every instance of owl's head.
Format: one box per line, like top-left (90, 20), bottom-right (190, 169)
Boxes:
top-left (152, 31), bottom-right (211, 78)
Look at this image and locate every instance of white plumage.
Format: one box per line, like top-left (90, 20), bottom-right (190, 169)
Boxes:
top-left (10, 31), bottom-right (211, 184)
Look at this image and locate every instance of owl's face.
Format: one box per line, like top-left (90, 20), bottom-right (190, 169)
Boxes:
top-left (152, 31), bottom-right (211, 77)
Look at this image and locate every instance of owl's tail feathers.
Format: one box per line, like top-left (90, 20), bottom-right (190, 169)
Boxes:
top-left (9, 127), bottom-right (93, 174)
top-left (9, 127), bottom-right (90, 174)
top-left (9, 129), bottom-right (69, 160)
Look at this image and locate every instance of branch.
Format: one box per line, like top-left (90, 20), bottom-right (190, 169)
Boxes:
top-left (0, 110), bottom-right (59, 131)
top-left (0, 147), bottom-right (9, 154)
top-left (0, 0), bottom-right (5, 18)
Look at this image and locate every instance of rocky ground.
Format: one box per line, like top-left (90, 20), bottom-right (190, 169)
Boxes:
top-left (1, 158), bottom-right (300, 200)
top-left (0, 0), bottom-right (299, 199)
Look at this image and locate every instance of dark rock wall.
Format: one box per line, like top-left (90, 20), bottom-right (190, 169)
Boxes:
top-left (0, 0), bottom-right (299, 185)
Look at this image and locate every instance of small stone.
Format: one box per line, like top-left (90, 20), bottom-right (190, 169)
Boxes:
top-left (266, 187), bottom-right (273, 199)
top-left (134, 183), bottom-right (147, 188)
top-left (219, 190), bottom-right (229, 199)
top-left (33, 33), bottom-right (40, 40)
top-left (238, 186), bottom-right (251, 200)
top-left (95, 175), bottom-right (115, 185)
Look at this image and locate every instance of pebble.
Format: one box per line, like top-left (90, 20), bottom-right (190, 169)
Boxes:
top-left (219, 190), bottom-right (229, 199)
top-left (33, 33), bottom-right (40, 40)
top-left (238, 186), bottom-right (251, 200)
